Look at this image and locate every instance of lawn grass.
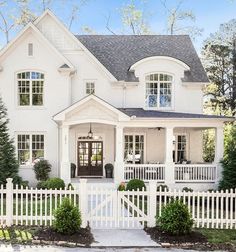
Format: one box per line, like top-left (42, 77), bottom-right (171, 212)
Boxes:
top-left (197, 228), bottom-right (236, 245)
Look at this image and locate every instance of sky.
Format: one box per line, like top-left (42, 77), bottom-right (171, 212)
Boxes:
top-left (0, 0), bottom-right (236, 53)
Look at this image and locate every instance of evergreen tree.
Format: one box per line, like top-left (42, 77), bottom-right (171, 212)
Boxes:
top-left (0, 97), bottom-right (23, 185)
top-left (219, 125), bottom-right (236, 190)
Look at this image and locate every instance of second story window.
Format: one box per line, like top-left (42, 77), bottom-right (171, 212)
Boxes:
top-left (86, 82), bottom-right (95, 95)
top-left (145, 73), bottom-right (172, 109)
top-left (17, 71), bottom-right (44, 106)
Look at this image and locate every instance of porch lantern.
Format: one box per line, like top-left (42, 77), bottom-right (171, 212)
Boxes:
top-left (88, 123), bottom-right (93, 139)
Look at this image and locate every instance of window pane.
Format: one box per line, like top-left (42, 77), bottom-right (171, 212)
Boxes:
top-left (17, 134), bottom-right (30, 165)
top-left (32, 134), bottom-right (44, 163)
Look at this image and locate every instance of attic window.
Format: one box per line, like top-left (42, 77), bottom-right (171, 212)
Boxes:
top-left (86, 82), bottom-right (95, 95)
top-left (28, 43), bottom-right (33, 56)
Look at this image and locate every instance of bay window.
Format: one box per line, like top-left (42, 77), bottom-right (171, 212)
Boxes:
top-left (145, 73), bottom-right (172, 109)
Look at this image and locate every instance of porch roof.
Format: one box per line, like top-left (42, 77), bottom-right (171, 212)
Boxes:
top-left (118, 108), bottom-right (234, 121)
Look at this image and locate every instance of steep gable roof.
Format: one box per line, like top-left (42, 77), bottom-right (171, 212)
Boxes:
top-left (76, 35), bottom-right (208, 83)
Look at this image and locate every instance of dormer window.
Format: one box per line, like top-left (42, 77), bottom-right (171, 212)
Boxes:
top-left (145, 73), bottom-right (172, 109)
top-left (17, 71), bottom-right (44, 106)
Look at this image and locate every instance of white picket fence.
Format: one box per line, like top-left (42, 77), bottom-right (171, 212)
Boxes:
top-left (0, 178), bottom-right (236, 229)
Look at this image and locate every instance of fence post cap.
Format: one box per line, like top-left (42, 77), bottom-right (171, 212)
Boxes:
top-left (6, 178), bottom-right (13, 183)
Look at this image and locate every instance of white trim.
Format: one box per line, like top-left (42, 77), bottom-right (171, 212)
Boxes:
top-left (53, 94), bottom-right (130, 122)
top-left (130, 56), bottom-right (190, 71)
top-left (33, 10), bottom-right (117, 81)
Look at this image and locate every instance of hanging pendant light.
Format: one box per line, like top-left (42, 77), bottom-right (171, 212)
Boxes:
top-left (88, 123), bottom-right (93, 139)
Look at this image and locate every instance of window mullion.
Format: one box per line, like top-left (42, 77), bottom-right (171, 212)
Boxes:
top-left (157, 82), bottom-right (160, 109)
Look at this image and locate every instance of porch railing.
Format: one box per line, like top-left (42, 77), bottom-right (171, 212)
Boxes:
top-left (174, 164), bottom-right (217, 182)
top-left (124, 164), bottom-right (165, 182)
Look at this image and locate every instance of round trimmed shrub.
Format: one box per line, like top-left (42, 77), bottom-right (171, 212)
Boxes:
top-left (157, 200), bottom-right (194, 235)
top-left (34, 160), bottom-right (51, 181)
top-left (44, 178), bottom-right (65, 189)
top-left (53, 197), bottom-right (82, 234)
top-left (156, 184), bottom-right (169, 192)
top-left (182, 187), bottom-right (193, 192)
top-left (126, 179), bottom-right (146, 191)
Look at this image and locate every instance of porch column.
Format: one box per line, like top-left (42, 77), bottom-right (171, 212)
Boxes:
top-left (214, 126), bottom-right (224, 184)
top-left (60, 125), bottom-right (71, 184)
top-left (165, 127), bottom-right (175, 187)
top-left (114, 125), bottom-right (124, 184)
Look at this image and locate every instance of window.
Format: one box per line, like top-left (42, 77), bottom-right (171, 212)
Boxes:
top-left (17, 71), bottom-right (44, 106)
top-left (17, 134), bottom-right (44, 165)
top-left (124, 134), bottom-right (144, 164)
top-left (173, 135), bottom-right (187, 163)
top-left (28, 43), bottom-right (33, 56)
top-left (86, 82), bottom-right (95, 95)
top-left (145, 73), bottom-right (172, 109)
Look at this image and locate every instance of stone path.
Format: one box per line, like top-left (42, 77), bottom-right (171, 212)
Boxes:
top-left (91, 229), bottom-right (160, 247)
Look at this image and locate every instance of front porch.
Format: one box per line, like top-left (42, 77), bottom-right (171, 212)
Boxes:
top-left (53, 95), bottom-right (226, 190)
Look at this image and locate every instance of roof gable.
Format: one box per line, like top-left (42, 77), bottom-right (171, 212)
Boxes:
top-left (0, 23), bottom-right (74, 69)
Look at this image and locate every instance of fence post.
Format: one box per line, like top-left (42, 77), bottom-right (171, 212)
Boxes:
top-left (79, 179), bottom-right (87, 228)
top-left (6, 178), bottom-right (13, 226)
top-left (148, 181), bottom-right (157, 227)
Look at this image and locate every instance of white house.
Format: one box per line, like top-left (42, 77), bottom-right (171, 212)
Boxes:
top-left (0, 10), bottom-right (233, 190)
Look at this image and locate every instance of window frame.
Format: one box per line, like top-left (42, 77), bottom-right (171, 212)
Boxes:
top-left (144, 72), bottom-right (174, 110)
top-left (173, 133), bottom-right (189, 163)
top-left (124, 133), bottom-right (146, 164)
top-left (16, 71), bottom-right (45, 108)
top-left (15, 132), bottom-right (46, 167)
top-left (85, 81), bottom-right (95, 95)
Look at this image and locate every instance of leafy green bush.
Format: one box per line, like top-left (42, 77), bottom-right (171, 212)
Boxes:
top-left (36, 181), bottom-right (47, 189)
top-left (53, 198), bottom-right (82, 235)
top-left (118, 182), bottom-right (126, 191)
top-left (33, 160), bottom-right (51, 181)
top-left (44, 178), bottom-right (65, 189)
top-left (157, 200), bottom-right (194, 235)
top-left (156, 184), bottom-right (169, 192)
top-left (126, 179), bottom-right (146, 191)
top-left (67, 183), bottom-right (74, 190)
top-left (182, 187), bottom-right (193, 192)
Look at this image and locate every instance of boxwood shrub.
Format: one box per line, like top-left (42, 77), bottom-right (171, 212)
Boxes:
top-left (44, 178), bottom-right (65, 189)
top-left (53, 198), bottom-right (81, 234)
top-left (157, 199), bottom-right (194, 235)
top-left (126, 179), bottom-right (146, 191)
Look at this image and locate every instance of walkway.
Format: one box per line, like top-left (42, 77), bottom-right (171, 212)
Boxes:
top-left (91, 229), bottom-right (159, 247)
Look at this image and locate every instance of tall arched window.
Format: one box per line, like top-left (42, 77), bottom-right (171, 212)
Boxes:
top-left (17, 71), bottom-right (44, 106)
top-left (145, 73), bottom-right (172, 109)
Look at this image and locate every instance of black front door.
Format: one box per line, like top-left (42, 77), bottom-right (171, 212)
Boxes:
top-left (77, 141), bottom-right (103, 176)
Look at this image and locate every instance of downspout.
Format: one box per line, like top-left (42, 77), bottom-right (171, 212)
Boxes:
top-left (122, 83), bottom-right (127, 108)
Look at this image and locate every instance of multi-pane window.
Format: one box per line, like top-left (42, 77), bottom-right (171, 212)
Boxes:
top-left (86, 82), bottom-right (95, 95)
top-left (145, 73), bottom-right (172, 109)
top-left (124, 134), bottom-right (144, 164)
top-left (17, 134), bottom-right (44, 165)
top-left (173, 135), bottom-right (187, 163)
top-left (17, 71), bottom-right (44, 106)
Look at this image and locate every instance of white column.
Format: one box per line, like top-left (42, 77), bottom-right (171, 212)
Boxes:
top-left (114, 125), bottom-right (124, 184)
top-left (214, 126), bottom-right (224, 184)
top-left (60, 125), bottom-right (71, 184)
top-left (165, 127), bottom-right (175, 187)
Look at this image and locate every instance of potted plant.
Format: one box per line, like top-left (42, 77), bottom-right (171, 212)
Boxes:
top-left (104, 163), bottom-right (114, 178)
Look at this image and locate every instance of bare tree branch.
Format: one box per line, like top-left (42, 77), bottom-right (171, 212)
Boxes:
top-left (105, 13), bottom-right (116, 35)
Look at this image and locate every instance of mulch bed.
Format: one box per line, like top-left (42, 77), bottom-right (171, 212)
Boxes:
top-left (33, 226), bottom-right (94, 247)
top-left (145, 227), bottom-right (235, 251)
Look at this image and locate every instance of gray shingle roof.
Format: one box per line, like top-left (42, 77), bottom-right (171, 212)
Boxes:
top-left (118, 108), bottom-right (233, 119)
top-left (76, 35), bottom-right (208, 83)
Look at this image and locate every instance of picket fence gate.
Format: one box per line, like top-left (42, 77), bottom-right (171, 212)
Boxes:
top-left (0, 178), bottom-right (236, 229)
